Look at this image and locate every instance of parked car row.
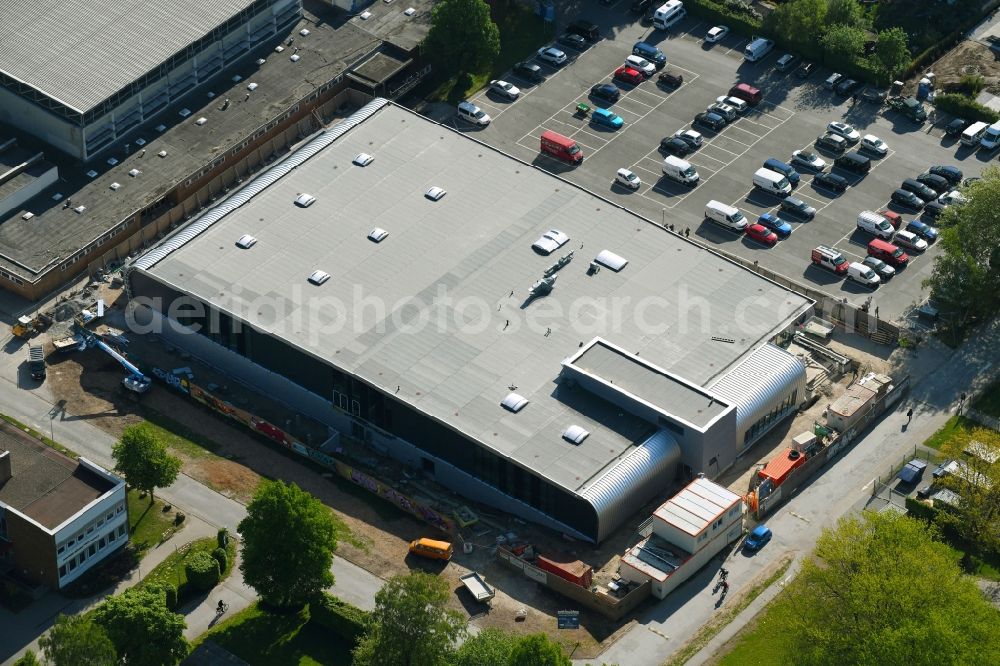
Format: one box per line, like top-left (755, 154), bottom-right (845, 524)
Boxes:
top-left (889, 165), bottom-right (965, 219)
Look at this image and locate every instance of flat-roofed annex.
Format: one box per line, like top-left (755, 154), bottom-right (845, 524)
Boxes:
top-left (133, 101), bottom-right (812, 495)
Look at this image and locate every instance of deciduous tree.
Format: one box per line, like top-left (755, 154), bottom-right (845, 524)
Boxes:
top-left (353, 571), bottom-right (466, 666)
top-left (768, 511), bottom-right (1000, 665)
top-left (820, 24), bottom-right (866, 70)
top-left (111, 423), bottom-right (181, 504)
top-left (92, 587), bottom-right (187, 666)
top-left (452, 627), bottom-right (516, 666)
top-left (936, 426), bottom-right (1000, 556)
top-left (39, 614), bottom-right (116, 666)
top-left (763, 0), bottom-right (827, 53)
top-left (824, 0), bottom-right (870, 29)
top-left (423, 0), bottom-right (500, 72)
top-left (238, 480), bottom-right (338, 608)
top-left (873, 27), bottom-right (910, 84)
top-left (509, 633), bottom-right (571, 666)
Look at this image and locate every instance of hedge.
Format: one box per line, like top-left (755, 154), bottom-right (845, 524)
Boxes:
top-left (905, 496), bottom-right (939, 522)
top-left (683, 0), bottom-right (763, 40)
top-left (932, 93), bottom-right (1000, 124)
top-left (184, 551), bottom-right (221, 592)
top-left (211, 547), bottom-right (228, 573)
top-left (310, 593), bottom-right (369, 645)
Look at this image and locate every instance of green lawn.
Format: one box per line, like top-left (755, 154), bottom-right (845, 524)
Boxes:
top-left (922, 415), bottom-right (977, 451)
top-left (141, 535), bottom-right (238, 598)
top-left (429, 3), bottom-right (554, 103)
top-left (128, 488), bottom-right (179, 556)
top-left (717, 592), bottom-right (796, 666)
top-left (193, 602), bottom-right (352, 666)
top-left (138, 408), bottom-right (222, 458)
top-left (972, 379), bottom-right (1000, 420)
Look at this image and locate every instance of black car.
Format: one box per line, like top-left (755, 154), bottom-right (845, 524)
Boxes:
top-left (891, 188), bottom-right (924, 210)
top-left (660, 136), bottom-right (692, 156)
top-left (780, 196), bottom-right (816, 220)
top-left (558, 32), bottom-right (588, 51)
top-left (945, 118), bottom-right (970, 137)
top-left (567, 20), bottom-right (600, 42)
top-left (916, 172), bottom-right (950, 194)
top-left (813, 171), bottom-right (848, 193)
top-left (922, 199), bottom-right (946, 220)
top-left (513, 61), bottom-right (543, 83)
top-left (835, 78), bottom-right (862, 96)
top-left (929, 165), bottom-right (963, 186)
top-left (631, 0), bottom-right (653, 13)
top-left (694, 111), bottom-right (726, 131)
top-left (795, 62), bottom-right (815, 79)
top-left (657, 71), bottom-right (683, 88)
top-left (901, 178), bottom-right (938, 202)
top-left (590, 83), bottom-right (620, 104)
top-left (861, 87), bottom-right (887, 104)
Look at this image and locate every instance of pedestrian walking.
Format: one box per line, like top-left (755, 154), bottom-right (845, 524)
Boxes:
top-left (721, 580), bottom-right (730, 594)
top-left (906, 407), bottom-right (913, 423)
top-left (851, 94), bottom-right (859, 105)
top-left (719, 568), bottom-right (729, 581)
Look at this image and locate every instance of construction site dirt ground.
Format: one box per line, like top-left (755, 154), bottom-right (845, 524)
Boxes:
top-left (926, 41), bottom-right (1000, 95)
top-left (34, 282), bottom-right (903, 656)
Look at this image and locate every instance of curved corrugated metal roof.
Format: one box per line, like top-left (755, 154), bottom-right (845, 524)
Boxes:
top-left (707, 343), bottom-right (805, 439)
top-left (580, 428), bottom-right (681, 543)
top-left (131, 98), bottom-right (390, 273)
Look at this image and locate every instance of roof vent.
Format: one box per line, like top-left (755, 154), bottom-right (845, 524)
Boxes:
top-left (247, 82), bottom-right (258, 91)
top-left (299, 28), bottom-right (311, 36)
top-left (501, 392), bottom-right (528, 413)
top-left (51, 193), bottom-right (62, 201)
top-left (360, 10), bottom-right (373, 19)
top-left (294, 193), bottom-right (316, 207)
top-left (274, 45), bottom-right (285, 53)
top-left (178, 108), bottom-right (191, 118)
top-left (109, 182), bottom-right (121, 191)
top-left (155, 124), bottom-right (166, 132)
top-left (232, 75), bottom-right (242, 83)
top-left (404, 7), bottom-right (416, 15)
top-left (595, 250), bottom-right (628, 271)
top-left (256, 57), bottom-right (267, 65)
top-left (353, 152), bottom-right (374, 166)
top-left (73, 205), bottom-right (86, 214)
top-left (563, 425), bottom-right (589, 444)
top-left (106, 157), bottom-right (119, 166)
top-left (158, 150), bottom-right (168, 158)
top-left (195, 117), bottom-right (207, 126)
top-left (368, 228), bottom-right (389, 242)
top-left (290, 54), bottom-right (301, 62)
top-left (21, 212), bottom-right (34, 221)
top-left (308, 270), bottom-right (330, 285)
top-left (128, 168), bottom-right (140, 177)
top-left (85, 170), bottom-right (98, 178)
top-left (236, 234), bottom-right (258, 249)
top-left (425, 186), bottom-right (446, 201)
top-left (135, 138), bottom-right (146, 146)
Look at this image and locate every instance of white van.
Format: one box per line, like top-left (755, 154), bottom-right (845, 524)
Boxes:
top-left (743, 37), bottom-right (774, 63)
top-left (980, 121), bottom-right (1000, 151)
top-left (662, 155), bottom-right (700, 186)
top-left (847, 262), bottom-right (881, 287)
top-left (704, 200), bottom-right (748, 232)
top-left (457, 101), bottom-right (491, 126)
top-left (652, 0), bottom-right (686, 29)
top-left (857, 211), bottom-right (894, 240)
top-left (961, 121), bottom-right (989, 146)
top-left (753, 168), bottom-right (791, 196)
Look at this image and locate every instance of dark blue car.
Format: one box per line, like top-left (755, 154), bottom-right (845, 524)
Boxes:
top-left (757, 213), bottom-right (792, 238)
top-left (744, 525), bottom-right (772, 552)
top-left (905, 219), bottom-right (938, 242)
top-left (632, 41), bottom-right (667, 68)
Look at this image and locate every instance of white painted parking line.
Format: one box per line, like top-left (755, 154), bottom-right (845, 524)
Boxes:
top-left (724, 39), bottom-right (748, 57)
top-left (689, 150), bottom-right (730, 168)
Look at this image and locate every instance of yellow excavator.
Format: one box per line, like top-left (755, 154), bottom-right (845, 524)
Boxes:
top-left (12, 313), bottom-right (52, 338)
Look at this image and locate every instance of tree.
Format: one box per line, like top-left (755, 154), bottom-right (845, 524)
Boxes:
top-left (820, 24), bottom-right (866, 70)
top-left (763, 0), bottom-right (827, 54)
top-left (92, 587), bottom-right (187, 666)
top-left (353, 571), bottom-right (466, 666)
top-left (873, 27), bottom-right (910, 84)
top-left (509, 633), bottom-right (571, 666)
top-left (925, 166), bottom-right (1000, 326)
top-left (39, 614), bottom-right (116, 666)
top-left (935, 426), bottom-right (1000, 556)
top-left (452, 627), bottom-right (516, 666)
top-left (111, 423), bottom-right (181, 504)
top-left (238, 480), bottom-right (338, 608)
top-left (423, 0), bottom-right (500, 72)
top-left (767, 511), bottom-right (1000, 665)
top-left (824, 0), bottom-right (869, 29)
top-left (12, 651), bottom-right (40, 666)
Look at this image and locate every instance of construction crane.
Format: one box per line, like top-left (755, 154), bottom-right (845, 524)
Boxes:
top-left (88, 336), bottom-right (151, 394)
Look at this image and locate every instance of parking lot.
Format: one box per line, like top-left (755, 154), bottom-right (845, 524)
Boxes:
top-left (449, 7), bottom-right (996, 320)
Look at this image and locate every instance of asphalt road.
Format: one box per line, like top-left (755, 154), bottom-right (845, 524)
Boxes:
top-left (442, 7), bottom-right (994, 321)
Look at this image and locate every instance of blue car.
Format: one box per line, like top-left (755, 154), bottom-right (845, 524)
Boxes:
top-left (592, 107), bottom-right (624, 130)
top-left (632, 41), bottom-right (667, 67)
top-left (757, 213), bottom-right (792, 238)
top-left (744, 525), bottom-right (772, 552)
top-left (905, 219), bottom-right (938, 242)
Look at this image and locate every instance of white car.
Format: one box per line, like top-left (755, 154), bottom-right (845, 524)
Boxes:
top-left (707, 102), bottom-right (737, 121)
top-left (938, 190), bottom-right (967, 206)
top-left (616, 168), bottom-right (641, 190)
top-left (827, 121), bottom-right (861, 143)
top-left (860, 134), bottom-right (888, 156)
top-left (894, 229), bottom-right (928, 252)
top-left (792, 150), bottom-right (826, 170)
top-left (674, 129), bottom-right (703, 147)
top-left (625, 55), bottom-right (656, 77)
top-left (490, 79), bottom-right (520, 100)
top-left (537, 46), bottom-right (567, 65)
top-left (532, 229), bottom-right (570, 254)
top-left (705, 25), bottom-right (729, 43)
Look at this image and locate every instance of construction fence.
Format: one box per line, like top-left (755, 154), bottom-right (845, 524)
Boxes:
top-left (866, 444), bottom-right (938, 514)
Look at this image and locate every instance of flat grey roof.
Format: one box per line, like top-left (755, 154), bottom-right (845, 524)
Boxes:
top-left (0, 0), bottom-right (257, 113)
top-left (0, 11), bottom-right (381, 279)
top-left (569, 340), bottom-right (728, 428)
top-left (136, 103), bottom-right (811, 495)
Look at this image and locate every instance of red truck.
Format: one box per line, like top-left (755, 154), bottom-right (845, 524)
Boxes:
top-left (540, 130), bottom-right (583, 165)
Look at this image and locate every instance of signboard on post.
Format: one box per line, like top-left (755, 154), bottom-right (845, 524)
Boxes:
top-left (557, 610), bottom-right (580, 629)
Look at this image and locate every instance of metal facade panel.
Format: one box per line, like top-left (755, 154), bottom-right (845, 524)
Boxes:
top-left (706, 344), bottom-right (806, 436)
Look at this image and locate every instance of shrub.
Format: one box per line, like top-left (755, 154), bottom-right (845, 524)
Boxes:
top-left (309, 593), bottom-right (370, 645)
top-left (683, 0), bottom-right (763, 39)
top-left (211, 547), bottom-right (228, 573)
top-left (932, 93), bottom-right (1000, 124)
top-left (184, 551), bottom-right (220, 592)
top-left (959, 74), bottom-right (986, 97)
